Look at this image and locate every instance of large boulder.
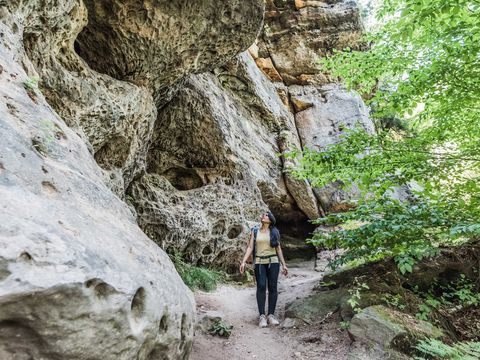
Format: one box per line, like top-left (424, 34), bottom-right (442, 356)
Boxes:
top-left (0, 25), bottom-right (194, 360)
top-left (284, 288), bottom-right (348, 324)
top-left (290, 83), bottom-right (375, 212)
top-left (256, 0), bottom-right (364, 85)
top-left (349, 305), bottom-right (443, 355)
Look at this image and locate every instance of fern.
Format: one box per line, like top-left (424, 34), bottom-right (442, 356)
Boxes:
top-left (415, 338), bottom-right (480, 360)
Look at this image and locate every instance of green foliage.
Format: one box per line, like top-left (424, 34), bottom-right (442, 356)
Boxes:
top-left (339, 321), bottom-right (351, 330)
top-left (381, 293), bottom-right (406, 310)
top-left (284, 0), bottom-right (480, 272)
top-left (170, 252), bottom-right (224, 292)
top-left (243, 269), bottom-right (254, 284)
top-left (319, 280), bottom-right (337, 288)
top-left (208, 320), bottom-right (233, 338)
top-left (415, 338), bottom-right (480, 360)
top-left (39, 119), bottom-right (56, 146)
top-left (414, 275), bottom-right (480, 320)
top-left (22, 76), bottom-right (40, 96)
top-left (347, 277), bottom-right (370, 313)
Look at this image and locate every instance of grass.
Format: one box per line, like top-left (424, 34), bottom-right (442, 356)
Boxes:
top-left (22, 76), bottom-right (40, 101)
top-left (170, 252), bottom-right (225, 292)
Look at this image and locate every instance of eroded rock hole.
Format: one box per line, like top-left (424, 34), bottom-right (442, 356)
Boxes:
top-left (85, 278), bottom-right (117, 299)
top-left (159, 314), bottom-right (168, 333)
top-left (227, 225), bottom-right (242, 239)
top-left (94, 135), bottom-right (130, 169)
top-left (41, 181), bottom-right (58, 194)
top-left (18, 252), bottom-right (33, 261)
top-left (212, 220), bottom-right (226, 235)
top-left (162, 167), bottom-right (203, 191)
top-left (180, 313), bottom-right (187, 341)
top-left (202, 246), bottom-right (213, 255)
top-left (131, 287), bottom-right (146, 319)
top-left (74, 4), bottom-right (137, 82)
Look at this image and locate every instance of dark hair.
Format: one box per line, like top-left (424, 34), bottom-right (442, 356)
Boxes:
top-left (267, 211), bottom-right (280, 247)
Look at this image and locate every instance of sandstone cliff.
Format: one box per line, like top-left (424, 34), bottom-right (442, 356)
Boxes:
top-left (126, 0), bottom-right (374, 269)
top-left (0, 0), bottom-right (372, 358)
top-left (0, 0), bottom-right (263, 358)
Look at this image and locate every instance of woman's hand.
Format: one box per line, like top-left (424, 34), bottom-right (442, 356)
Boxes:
top-left (239, 261), bottom-right (246, 274)
top-left (282, 264), bottom-right (288, 276)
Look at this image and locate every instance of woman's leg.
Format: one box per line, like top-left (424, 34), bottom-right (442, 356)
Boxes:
top-left (266, 263), bottom-right (280, 315)
top-left (254, 264), bottom-right (268, 315)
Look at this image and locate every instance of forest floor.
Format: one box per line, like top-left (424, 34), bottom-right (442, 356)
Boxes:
top-left (190, 258), bottom-right (371, 360)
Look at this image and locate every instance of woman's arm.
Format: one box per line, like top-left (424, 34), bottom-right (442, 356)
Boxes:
top-left (239, 230), bottom-right (254, 273)
top-left (276, 245), bottom-right (288, 276)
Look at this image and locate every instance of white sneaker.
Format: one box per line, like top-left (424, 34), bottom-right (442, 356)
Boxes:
top-left (259, 314), bottom-right (268, 328)
top-left (267, 314), bottom-right (280, 326)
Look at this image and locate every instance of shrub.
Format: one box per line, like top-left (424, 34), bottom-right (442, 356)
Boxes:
top-left (208, 320), bottom-right (233, 338)
top-left (170, 252), bottom-right (224, 292)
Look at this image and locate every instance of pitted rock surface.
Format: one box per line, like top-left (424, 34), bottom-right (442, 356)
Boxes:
top-left (8, 0), bottom-right (265, 196)
top-left (130, 54), bottom-right (320, 268)
top-left (76, 0), bottom-right (265, 102)
top-left (0, 1), bottom-right (266, 358)
top-left (0, 22), bottom-right (194, 360)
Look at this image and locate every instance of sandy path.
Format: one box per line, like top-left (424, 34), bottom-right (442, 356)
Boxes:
top-left (190, 260), bottom-right (354, 360)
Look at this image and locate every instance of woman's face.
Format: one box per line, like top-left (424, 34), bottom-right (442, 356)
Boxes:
top-left (260, 212), bottom-right (270, 223)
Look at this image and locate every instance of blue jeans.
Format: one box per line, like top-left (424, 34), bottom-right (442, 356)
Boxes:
top-left (254, 262), bottom-right (280, 316)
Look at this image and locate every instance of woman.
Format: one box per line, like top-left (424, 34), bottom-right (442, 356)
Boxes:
top-left (239, 210), bottom-right (288, 328)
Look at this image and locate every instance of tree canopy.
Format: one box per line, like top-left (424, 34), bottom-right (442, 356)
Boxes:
top-left (285, 0), bottom-right (480, 272)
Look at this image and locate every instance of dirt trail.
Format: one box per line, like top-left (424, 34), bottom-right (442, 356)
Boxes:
top-left (190, 260), bottom-right (355, 360)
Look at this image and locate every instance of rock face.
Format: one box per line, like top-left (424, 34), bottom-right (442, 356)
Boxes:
top-left (11, 0), bottom-right (264, 197)
top-left (1, 0), bottom-right (373, 355)
top-left (0, 0), bottom-right (265, 358)
top-left (129, 54), bottom-right (312, 269)
top-left (120, 0), bottom-right (374, 265)
top-left (291, 83), bottom-right (374, 212)
top-left (257, 0), bottom-right (364, 86)
top-left (0, 38), bottom-right (194, 360)
top-left (291, 84), bottom-right (374, 150)
top-left (253, 1), bottom-right (375, 213)
top-left (76, 0), bottom-right (265, 103)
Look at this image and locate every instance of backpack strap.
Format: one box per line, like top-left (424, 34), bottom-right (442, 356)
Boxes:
top-left (251, 225), bottom-right (259, 266)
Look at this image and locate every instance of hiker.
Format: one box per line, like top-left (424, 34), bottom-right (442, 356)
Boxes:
top-left (239, 210), bottom-right (289, 328)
